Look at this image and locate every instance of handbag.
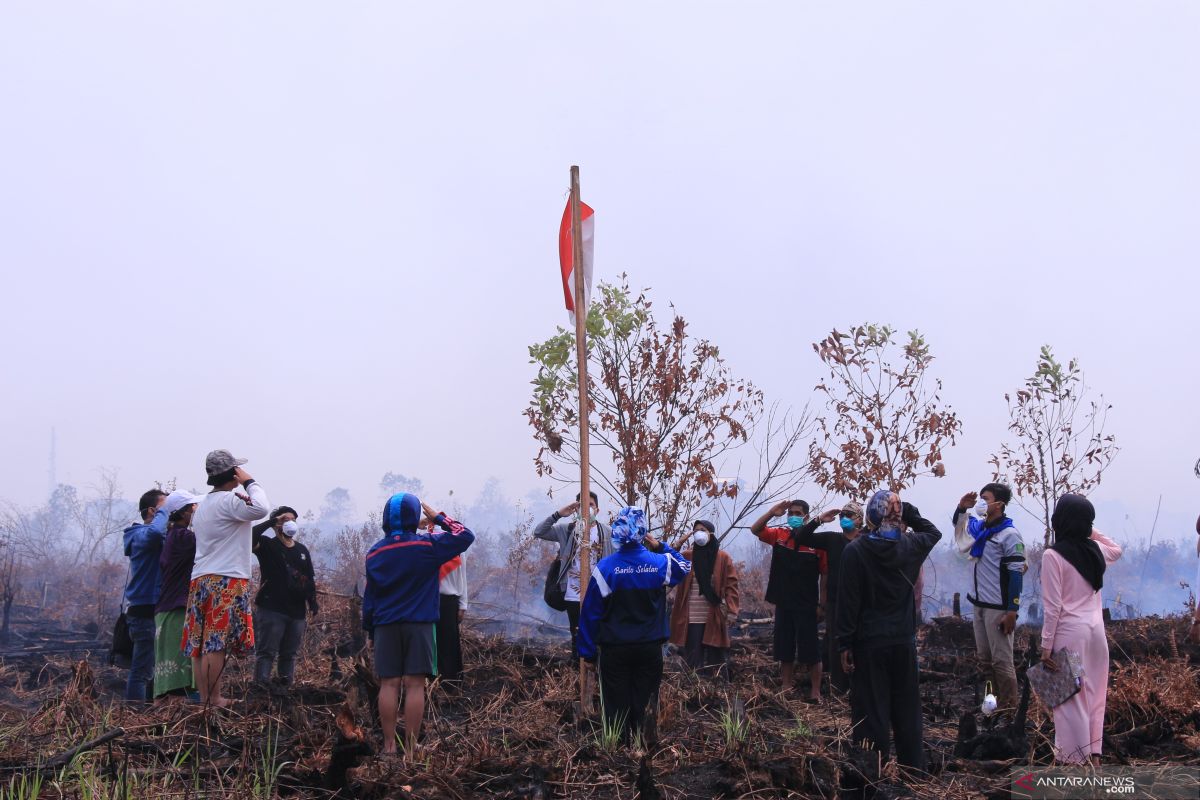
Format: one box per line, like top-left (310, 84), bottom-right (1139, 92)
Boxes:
top-left (543, 558), bottom-right (568, 611)
top-left (110, 612), bottom-right (133, 664)
top-left (109, 561), bottom-right (134, 665)
top-left (1027, 647), bottom-right (1085, 709)
top-left (543, 520), bottom-right (580, 612)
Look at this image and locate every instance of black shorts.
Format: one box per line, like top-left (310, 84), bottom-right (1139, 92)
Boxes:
top-left (773, 604), bottom-right (819, 664)
top-left (374, 622), bottom-right (437, 678)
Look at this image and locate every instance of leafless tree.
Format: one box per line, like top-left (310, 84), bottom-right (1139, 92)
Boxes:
top-left (989, 346), bottom-right (1118, 546)
top-left (700, 402), bottom-right (822, 547)
top-left (331, 514), bottom-right (381, 595)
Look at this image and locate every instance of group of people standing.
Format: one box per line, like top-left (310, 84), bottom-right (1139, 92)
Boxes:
top-left (121, 450), bottom-right (317, 706)
top-left (759, 483), bottom-right (1126, 768)
top-left (123, 450), bottom-right (474, 756)
top-left (122, 457), bottom-right (1140, 767)
top-left (532, 482), bottom-right (1131, 771)
top-left (952, 482), bottom-right (1128, 766)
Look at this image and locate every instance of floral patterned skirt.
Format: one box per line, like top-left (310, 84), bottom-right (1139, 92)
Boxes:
top-left (181, 575), bottom-right (255, 657)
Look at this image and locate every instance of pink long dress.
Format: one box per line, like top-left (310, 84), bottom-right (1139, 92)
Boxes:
top-left (1041, 529), bottom-right (1123, 763)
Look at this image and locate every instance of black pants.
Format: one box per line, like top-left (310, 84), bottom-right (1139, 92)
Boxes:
top-left (683, 623), bottom-right (727, 677)
top-left (826, 599), bottom-right (849, 693)
top-left (436, 595), bottom-right (463, 680)
top-left (598, 642), bottom-right (663, 742)
top-left (849, 641), bottom-right (924, 770)
top-left (565, 600), bottom-right (582, 658)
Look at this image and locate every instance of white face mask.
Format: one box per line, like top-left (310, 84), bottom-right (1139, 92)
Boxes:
top-left (692, 530), bottom-right (710, 546)
top-left (973, 499), bottom-right (990, 518)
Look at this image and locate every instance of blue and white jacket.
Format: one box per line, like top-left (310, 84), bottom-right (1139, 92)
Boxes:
top-left (363, 493), bottom-right (475, 630)
top-left (577, 540), bottom-right (691, 660)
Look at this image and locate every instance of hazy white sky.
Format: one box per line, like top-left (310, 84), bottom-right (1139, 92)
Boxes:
top-left (1, 3), bottom-right (1197, 539)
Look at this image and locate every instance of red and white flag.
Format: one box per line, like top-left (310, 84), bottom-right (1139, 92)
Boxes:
top-left (558, 198), bottom-right (594, 326)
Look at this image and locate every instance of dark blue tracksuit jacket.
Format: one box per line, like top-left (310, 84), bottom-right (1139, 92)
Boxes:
top-left (577, 540), bottom-right (691, 660)
top-left (362, 493), bottom-right (475, 631)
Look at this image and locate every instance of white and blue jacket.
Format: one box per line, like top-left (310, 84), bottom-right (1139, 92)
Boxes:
top-left (577, 540), bottom-right (690, 660)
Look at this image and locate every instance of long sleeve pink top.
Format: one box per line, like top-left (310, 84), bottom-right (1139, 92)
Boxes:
top-left (1041, 528), bottom-right (1123, 763)
top-left (1041, 529), bottom-right (1123, 651)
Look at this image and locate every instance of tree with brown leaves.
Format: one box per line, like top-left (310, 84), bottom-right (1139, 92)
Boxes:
top-left (989, 346), bottom-right (1118, 546)
top-left (525, 275), bottom-right (763, 540)
top-left (808, 324), bottom-right (962, 620)
top-left (808, 324), bottom-right (962, 500)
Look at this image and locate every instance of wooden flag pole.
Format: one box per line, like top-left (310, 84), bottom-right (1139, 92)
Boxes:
top-left (570, 165), bottom-right (593, 713)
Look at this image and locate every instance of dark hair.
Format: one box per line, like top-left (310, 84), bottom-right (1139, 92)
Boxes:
top-left (207, 468), bottom-right (237, 487)
top-left (272, 505), bottom-right (299, 520)
top-left (169, 504), bottom-right (196, 523)
top-left (693, 520), bottom-right (716, 534)
top-left (576, 491), bottom-right (600, 507)
top-left (788, 499), bottom-right (810, 515)
top-left (981, 482), bottom-right (1012, 505)
top-left (138, 489), bottom-right (167, 513)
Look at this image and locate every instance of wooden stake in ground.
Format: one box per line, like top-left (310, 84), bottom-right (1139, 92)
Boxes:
top-left (569, 164), bottom-right (594, 713)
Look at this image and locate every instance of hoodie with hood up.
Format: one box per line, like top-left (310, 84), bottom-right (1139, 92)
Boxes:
top-left (362, 493), bottom-right (475, 631)
top-left (124, 508), bottom-right (169, 612)
top-left (835, 502), bottom-right (941, 652)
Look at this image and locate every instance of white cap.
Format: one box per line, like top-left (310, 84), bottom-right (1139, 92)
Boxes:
top-left (281, 520), bottom-right (299, 537)
top-left (163, 490), bottom-right (204, 518)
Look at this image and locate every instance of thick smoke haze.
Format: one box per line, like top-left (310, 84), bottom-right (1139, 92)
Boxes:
top-left (1, 3), bottom-right (1197, 612)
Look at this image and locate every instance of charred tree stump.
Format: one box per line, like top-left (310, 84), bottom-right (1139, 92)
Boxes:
top-left (635, 754), bottom-right (661, 800)
top-left (642, 689), bottom-right (660, 748)
top-left (352, 658), bottom-right (381, 729)
top-left (955, 711), bottom-right (979, 756)
top-left (323, 703), bottom-right (373, 790)
top-left (956, 675), bottom-right (1031, 760)
top-left (953, 593), bottom-right (961, 617)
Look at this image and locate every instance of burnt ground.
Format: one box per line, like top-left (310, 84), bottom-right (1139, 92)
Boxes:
top-left (0, 600), bottom-right (1198, 799)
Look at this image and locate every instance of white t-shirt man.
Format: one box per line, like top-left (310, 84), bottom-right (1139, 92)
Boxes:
top-left (191, 482), bottom-right (270, 580)
top-left (565, 520), bottom-right (603, 603)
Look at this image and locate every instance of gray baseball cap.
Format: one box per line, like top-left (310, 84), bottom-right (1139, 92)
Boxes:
top-left (205, 449), bottom-right (247, 477)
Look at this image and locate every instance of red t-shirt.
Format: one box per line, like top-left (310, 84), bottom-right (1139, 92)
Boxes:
top-left (756, 526), bottom-right (828, 575)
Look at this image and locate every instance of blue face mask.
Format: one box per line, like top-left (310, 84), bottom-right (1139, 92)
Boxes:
top-left (787, 515), bottom-right (806, 529)
top-left (839, 516), bottom-right (856, 532)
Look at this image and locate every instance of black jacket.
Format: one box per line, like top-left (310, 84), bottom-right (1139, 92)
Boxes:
top-left (835, 503), bottom-right (941, 652)
top-left (253, 521), bottom-right (318, 620)
top-left (790, 520), bottom-right (853, 600)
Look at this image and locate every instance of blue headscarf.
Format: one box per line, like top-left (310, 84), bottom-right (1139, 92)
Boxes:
top-left (611, 506), bottom-right (647, 547)
top-left (381, 493), bottom-right (422, 534)
top-left (866, 489), bottom-right (902, 540)
top-left (965, 515), bottom-right (1015, 558)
